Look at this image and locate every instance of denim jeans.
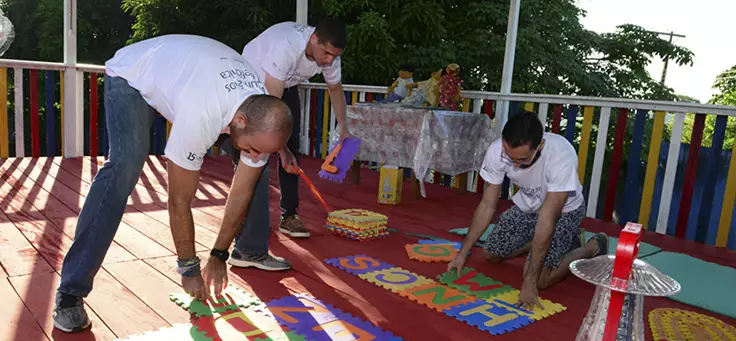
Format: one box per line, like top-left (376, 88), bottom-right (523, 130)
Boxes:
top-left (218, 86), bottom-right (302, 258)
top-left (58, 76), bottom-right (157, 298)
top-left (277, 87), bottom-right (302, 218)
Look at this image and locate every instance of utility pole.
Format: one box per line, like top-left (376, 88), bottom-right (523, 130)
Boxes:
top-left (646, 30), bottom-right (686, 84)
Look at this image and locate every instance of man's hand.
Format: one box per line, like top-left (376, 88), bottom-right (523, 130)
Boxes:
top-left (517, 278), bottom-right (543, 311)
top-left (279, 148), bottom-right (298, 174)
top-left (447, 253), bottom-right (468, 276)
top-left (202, 256), bottom-right (229, 296)
top-left (182, 274), bottom-right (208, 300)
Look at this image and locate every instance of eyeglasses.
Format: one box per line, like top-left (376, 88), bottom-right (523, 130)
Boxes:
top-left (501, 140), bottom-right (544, 167)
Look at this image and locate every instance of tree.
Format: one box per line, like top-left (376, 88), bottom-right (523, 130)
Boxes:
top-left (120, 0), bottom-right (693, 101)
top-left (2, 0), bottom-right (134, 63)
top-left (710, 65), bottom-right (736, 107)
top-left (672, 65), bottom-right (736, 150)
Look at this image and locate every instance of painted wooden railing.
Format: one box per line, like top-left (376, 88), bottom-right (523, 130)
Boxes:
top-left (299, 83), bottom-right (736, 250)
top-left (2, 59), bottom-right (736, 250)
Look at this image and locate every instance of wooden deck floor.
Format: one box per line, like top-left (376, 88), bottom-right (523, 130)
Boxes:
top-left (0, 155), bottom-right (734, 341)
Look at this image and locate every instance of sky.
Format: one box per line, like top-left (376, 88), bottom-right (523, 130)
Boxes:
top-left (577, 0), bottom-right (736, 103)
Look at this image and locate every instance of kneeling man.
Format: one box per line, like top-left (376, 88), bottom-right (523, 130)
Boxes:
top-left (448, 112), bottom-right (608, 309)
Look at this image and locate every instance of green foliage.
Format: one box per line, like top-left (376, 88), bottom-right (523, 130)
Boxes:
top-left (661, 65), bottom-right (736, 152)
top-left (121, 0), bottom-right (296, 54)
top-left (2, 0), bottom-right (134, 63)
top-left (113, 0), bottom-right (695, 101)
top-left (710, 64), bottom-right (736, 107)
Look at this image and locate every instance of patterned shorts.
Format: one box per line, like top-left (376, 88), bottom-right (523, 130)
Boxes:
top-left (482, 203), bottom-right (585, 269)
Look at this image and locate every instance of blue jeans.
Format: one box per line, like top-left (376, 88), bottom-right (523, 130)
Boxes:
top-left (216, 128), bottom-right (271, 258)
top-left (232, 161), bottom-right (271, 258)
top-left (378, 92), bottom-right (404, 103)
top-left (218, 87), bottom-right (302, 258)
top-left (58, 76), bottom-right (157, 297)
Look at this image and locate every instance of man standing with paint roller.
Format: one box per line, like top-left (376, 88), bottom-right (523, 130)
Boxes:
top-left (217, 17), bottom-right (351, 272)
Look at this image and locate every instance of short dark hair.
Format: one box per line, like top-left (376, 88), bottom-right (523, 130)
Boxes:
top-left (237, 94), bottom-right (293, 136)
top-left (314, 17), bottom-right (348, 49)
top-left (400, 64), bottom-right (415, 73)
top-left (502, 111), bottom-right (544, 149)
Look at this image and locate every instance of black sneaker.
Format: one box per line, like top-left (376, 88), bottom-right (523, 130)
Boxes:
top-left (53, 292), bottom-right (91, 332)
top-left (228, 249), bottom-right (291, 271)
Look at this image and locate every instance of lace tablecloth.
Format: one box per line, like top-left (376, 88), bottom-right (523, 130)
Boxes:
top-left (346, 103), bottom-right (497, 184)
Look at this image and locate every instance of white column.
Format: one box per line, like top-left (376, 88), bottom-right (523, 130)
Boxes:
top-left (63, 0), bottom-right (83, 157)
top-left (296, 0), bottom-right (308, 25)
top-left (494, 0), bottom-right (521, 138)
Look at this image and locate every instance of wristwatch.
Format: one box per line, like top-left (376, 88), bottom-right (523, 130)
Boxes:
top-left (210, 248), bottom-right (230, 262)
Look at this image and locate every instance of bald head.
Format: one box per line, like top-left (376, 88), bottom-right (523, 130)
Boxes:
top-left (237, 94), bottom-right (293, 137)
top-left (228, 94), bottom-right (294, 160)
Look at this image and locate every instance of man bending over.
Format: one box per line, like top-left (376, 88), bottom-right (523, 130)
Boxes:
top-left (54, 34), bottom-right (293, 332)
top-left (448, 112), bottom-right (608, 309)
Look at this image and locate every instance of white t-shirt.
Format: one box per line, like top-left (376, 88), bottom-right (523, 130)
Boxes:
top-left (241, 22), bottom-right (342, 89)
top-left (479, 133), bottom-right (584, 213)
top-left (395, 77), bottom-right (413, 98)
top-left (105, 34), bottom-right (270, 171)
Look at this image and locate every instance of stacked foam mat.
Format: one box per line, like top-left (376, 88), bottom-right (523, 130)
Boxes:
top-left (325, 208), bottom-right (389, 241)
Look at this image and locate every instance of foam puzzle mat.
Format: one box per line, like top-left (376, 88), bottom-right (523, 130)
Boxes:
top-left (121, 284), bottom-right (403, 340)
top-left (326, 209), bottom-right (390, 242)
top-left (405, 243), bottom-right (458, 262)
top-left (324, 254), bottom-right (567, 336)
top-left (649, 308), bottom-right (736, 341)
top-left (437, 267), bottom-right (516, 299)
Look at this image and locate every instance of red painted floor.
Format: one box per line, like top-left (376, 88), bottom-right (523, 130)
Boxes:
top-left (0, 155), bottom-right (733, 340)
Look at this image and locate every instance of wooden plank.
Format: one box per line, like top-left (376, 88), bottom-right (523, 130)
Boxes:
top-left (0, 159), bottom-right (135, 264)
top-left (51, 157), bottom-right (211, 253)
top-left (9, 271), bottom-right (117, 341)
top-left (0, 209), bottom-right (55, 277)
top-left (0, 68), bottom-right (7, 158)
top-left (102, 260), bottom-right (188, 326)
top-left (0, 277), bottom-right (49, 341)
top-left (96, 155), bottom-right (228, 223)
top-left (638, 111), bottom-right (666, 229)
top-left (577, 106), bottom-right (594, 183)
top-left (524, 102), bottom-right (535, 112)
top-left (310, 90), bottom-right (318, 157)
top-left (321, 90), bottom-right (330, 159)
top-left (538, 103), bottom-right (549, 131)
top-left (30, 70), bottom-right (40, 157)
top-left (145, 156), bottom-right (228, 208)
top-left (45, 72), bottom-right (56, 156)
top-left (60, 71), bottom-right (65, 157)
top-left (699, 115), bottom-right (728, 244)
top-left (656, 113), bottom-right (685, 234)
top-left (89, 73), bottom-right (98, 157)
top-left (84, 268), bottom-right (170, 337)
top-left (10, 157), bottom-right (172, 259)
top-left (586, 107), bottom-right (611, 218)
top-left (86, 155), bottom-right (228, 211)
top-left (604, 108), bottom-right (628, 221)
top-left (86, 156), bottom-right (224, 241)
top-left (13, 68), bottom-right (24, 157)
top-left (622, 109), bottom-right (647, 222)
top-left (676, 113), bottom-right (706, 238)
top-left (564, 105), bottom-right (578, 143)
top-left (0, 173), bottom-right (85, 271)
top-left (551, 104), bottom-right (562, 134)
top-left (717, 133), bottom-right (736, 246)
top-left (302, 88), bottom-right (312, 155)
